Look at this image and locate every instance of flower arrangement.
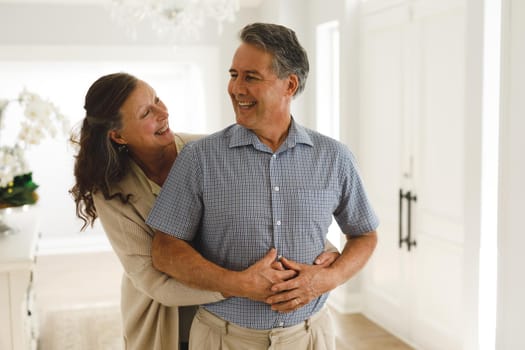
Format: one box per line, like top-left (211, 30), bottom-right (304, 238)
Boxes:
top-left (0, 89), bottom-right (69, 208)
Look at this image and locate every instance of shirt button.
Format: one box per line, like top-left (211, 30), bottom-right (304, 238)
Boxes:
top-left (274, 186), bottom-right (280, 192)
top-left (272, 154), bottom-right (277, 159)
top-left (276, 220), bottom-right (281, 226)
top-left (279, 322), bottom-right (284, 327)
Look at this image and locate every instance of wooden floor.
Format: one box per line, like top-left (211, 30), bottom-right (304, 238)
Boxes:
top-left (39, 304), bottom-right (413, 350)
top-left (331, 308), bottom-right (413, 350)
top-left (35, 251), bottom-right (413, 349)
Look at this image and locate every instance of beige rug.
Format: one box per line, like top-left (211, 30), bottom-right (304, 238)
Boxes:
top-left (38, 305), bottom-right (122, 350)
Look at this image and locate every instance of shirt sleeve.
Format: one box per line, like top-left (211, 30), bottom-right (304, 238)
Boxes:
top-left (334, 148), bottom-right (380, 236)
top-left (93, 192), bottom-right (223, 306)
top-left (146, 144), bottom-right (203, 241)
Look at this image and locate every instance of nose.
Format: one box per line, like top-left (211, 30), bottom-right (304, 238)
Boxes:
top-left (229, 78), bottom-right (246, 97)
top-left (152, 104), bottom-right (169, 119)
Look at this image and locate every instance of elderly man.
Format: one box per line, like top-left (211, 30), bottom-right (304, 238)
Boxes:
top-left (147, 22), bottom-right (379, 350)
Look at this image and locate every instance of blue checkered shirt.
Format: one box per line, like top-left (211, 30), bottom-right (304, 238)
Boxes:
top-left (147, 119), bottom-right (379, 329)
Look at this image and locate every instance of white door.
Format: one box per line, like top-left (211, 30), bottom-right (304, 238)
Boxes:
top-left (359, 1), bottom-right (465, 349)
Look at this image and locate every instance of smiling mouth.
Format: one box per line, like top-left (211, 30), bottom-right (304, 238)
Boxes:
top-left (237, 100), bottom-right (256, 108)
top-left (155, 124), bottom-right (169, 135)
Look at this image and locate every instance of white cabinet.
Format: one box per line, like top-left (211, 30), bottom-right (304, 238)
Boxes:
top-left (358, 0), bottom-right (465, 349)
top-left (0, 208), bottom-right (40, 350)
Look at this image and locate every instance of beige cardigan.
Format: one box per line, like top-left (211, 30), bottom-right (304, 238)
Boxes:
top-left (93, 133), bottom-right (224, 350)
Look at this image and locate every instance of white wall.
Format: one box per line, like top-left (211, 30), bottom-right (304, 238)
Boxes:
top-left (0, 2), bottom-right (247, 245)
top-left (496, 0), bottom-right (525, 348)
top-left (5, 2), bottom-right (523, 347)
top-left (463, 1), bottom-right (484, 348)
top-left (0, 0), bottom-right (366, 316)
top-left (216, 7), bottom-right (262, 126)
top-left (1, 1), bottom-right (351, 248)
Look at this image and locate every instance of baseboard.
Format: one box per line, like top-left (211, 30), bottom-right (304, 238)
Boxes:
top-left (37, 232), bottom-right (113, 255)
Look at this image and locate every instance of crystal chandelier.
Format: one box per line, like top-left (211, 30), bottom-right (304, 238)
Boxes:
top-left (109, 0), bottom-right (240, 43)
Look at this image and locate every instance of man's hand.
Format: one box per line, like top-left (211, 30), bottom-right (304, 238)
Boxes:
top-left (264, 249), bottom-right (340, 312)
top-left (233, 248), bottom-right (297, 302)
top-left (224, 249), bottom-right (336, 302)
top-left (266, 232), bottom-right (377, 313)
top-left (265, 257), bottom-right (333, 313)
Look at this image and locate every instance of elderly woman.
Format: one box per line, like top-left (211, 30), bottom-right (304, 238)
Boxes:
top-left (70, 72), bottom-right (338, 350)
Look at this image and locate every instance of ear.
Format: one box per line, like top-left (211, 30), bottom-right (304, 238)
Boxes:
top-left (286, 74), bottom-right (299, 97)
top-left (108, 130), bottom-right (127, 145)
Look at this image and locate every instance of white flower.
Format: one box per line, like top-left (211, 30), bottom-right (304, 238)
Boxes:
top-left (0, 145), bottom-right (29, 188)
top-left (18, 121), bottom-right (45, 146)
top-left (0, 90), bottom-right (68, 193)
top-left (1, 89), bottom-right (69, 148)
top-left (24, 98), bottom-right (52, 121)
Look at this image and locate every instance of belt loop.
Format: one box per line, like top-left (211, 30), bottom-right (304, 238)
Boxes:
top-left (225, 321), bottom-right (230, 335)
top-left (305, 317), bottom-right (311, 331)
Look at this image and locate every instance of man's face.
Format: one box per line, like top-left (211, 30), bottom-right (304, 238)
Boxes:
top-left (228, 43), bottom-right (295, 132)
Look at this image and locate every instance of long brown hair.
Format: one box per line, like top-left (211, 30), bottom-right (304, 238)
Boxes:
top-left (70, 72), bottom-right (138, 230)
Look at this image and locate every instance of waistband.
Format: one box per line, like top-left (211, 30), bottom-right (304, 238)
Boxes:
top-left (195, 306), bottom-right (328, 341)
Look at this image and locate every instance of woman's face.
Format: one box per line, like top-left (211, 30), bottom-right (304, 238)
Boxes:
top-left (112, 80), bottom-right (172, 152)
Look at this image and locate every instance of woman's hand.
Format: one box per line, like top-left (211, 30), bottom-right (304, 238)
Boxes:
top-left (314, 250), bottom-right (340, 267)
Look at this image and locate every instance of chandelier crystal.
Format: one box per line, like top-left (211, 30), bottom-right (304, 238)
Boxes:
top-left (109, 0), bottom-right (240, 43)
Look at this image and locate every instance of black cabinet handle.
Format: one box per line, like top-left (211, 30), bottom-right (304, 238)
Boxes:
top-left (399, 189), bottom-right (403, 248)
top-left (399, 189), bottom-right (417, 251)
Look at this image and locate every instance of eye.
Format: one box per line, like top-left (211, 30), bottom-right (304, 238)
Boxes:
top-left (245, 75), bottom-right (261, 82)
top-left (229, 72), bottom-right (238, 80)
top-left (155, 96), bottom-right (161, 104)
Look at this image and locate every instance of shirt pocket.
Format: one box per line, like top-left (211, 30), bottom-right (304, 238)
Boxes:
top-left (286, 189), bottom-right (338, 228)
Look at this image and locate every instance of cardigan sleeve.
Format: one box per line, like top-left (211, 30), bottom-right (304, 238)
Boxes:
top-left (325, 239), bottom-right (339, 254)
top-left (93, 192), bottom-right (225, 307)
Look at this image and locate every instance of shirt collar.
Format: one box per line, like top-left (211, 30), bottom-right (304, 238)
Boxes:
top-left (228, 118), bottom-right (313, 152)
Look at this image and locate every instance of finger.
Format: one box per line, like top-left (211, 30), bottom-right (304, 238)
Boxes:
top-left (274, 269), bottom-right (297, 282)
top-left (271, 261), bottom-right (285, 271)
top-left (314, 253), bottom-right (328, 265)
top-left (271, 297), bottom-right (303, 313)
top-left (266, 290), bottom-right (298, 305)
top-left (279, 256), bottom-right (301, 271)
top-left (271, 278), bottom-right (300, 293)
top-left (314, 251), bottom-right (339, 266)
top-left (263, 248), bottom-right (278, 262)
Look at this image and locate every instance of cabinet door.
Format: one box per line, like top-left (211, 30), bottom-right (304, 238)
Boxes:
top-left (359, 3), bottom-right (412, 343)
top-left (0, 273), bottom-right (12, 350)
top-left (359, 1), bottom-right (466, 349)
top-left (410, 2), bottom-right (465, 349)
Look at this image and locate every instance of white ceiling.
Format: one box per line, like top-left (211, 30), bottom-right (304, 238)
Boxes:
top-left (0, 0), bottom-right (263, 7)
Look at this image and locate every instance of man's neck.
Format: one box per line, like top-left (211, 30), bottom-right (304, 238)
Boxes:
top-left (253, 117), bottom-right (292, 152)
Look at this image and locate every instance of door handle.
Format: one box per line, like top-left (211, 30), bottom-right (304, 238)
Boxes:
top-left (399, 189), bottom-right (417, 251)
top-left (399, 189), bottom-right (403, 248)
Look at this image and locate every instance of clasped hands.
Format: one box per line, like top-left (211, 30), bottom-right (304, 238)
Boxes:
top-left (234, 248), bottom-right (340, 313)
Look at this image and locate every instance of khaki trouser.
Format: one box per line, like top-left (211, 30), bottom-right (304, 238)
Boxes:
top-left (189, 306), bottom-right (335, 350)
